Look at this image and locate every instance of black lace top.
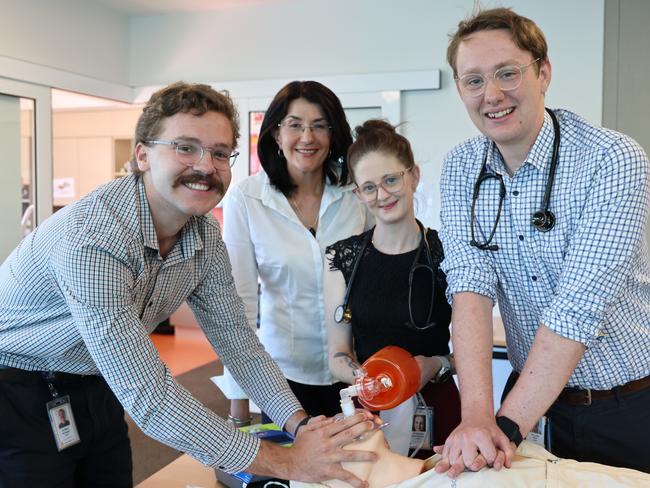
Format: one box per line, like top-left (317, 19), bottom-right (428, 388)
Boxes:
top-left (326, 226), bottom-right (452, 364)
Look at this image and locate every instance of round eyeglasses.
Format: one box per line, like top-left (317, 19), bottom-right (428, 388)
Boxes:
top-left (353, 167), bottom-right (413, 202)
top-left (455, 58), bottom-right (540, 98)
top-left (147, 140), bottom-right (239, 168)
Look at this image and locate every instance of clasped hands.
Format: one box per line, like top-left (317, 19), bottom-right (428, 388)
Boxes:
top-left (432, 416), bottom-right (517, 478)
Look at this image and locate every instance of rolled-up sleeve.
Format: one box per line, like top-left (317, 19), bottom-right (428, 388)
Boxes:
top-left (439, 145), bottom-right (499, 305)
top-left (542, 137), bottom-right (650, 346)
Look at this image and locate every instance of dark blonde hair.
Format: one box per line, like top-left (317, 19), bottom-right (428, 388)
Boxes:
top-left (447, 7), bottom-right (548, 77)
top-left (130, 81), bottom-right (240, 173)
top-left (347, 119), bottom-right (415, 180)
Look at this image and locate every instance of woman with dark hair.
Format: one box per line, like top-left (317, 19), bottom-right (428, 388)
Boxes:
top-left (324, 120), bottom-right (461, 456)
top-left (220, 81), bottom-right (372, 425)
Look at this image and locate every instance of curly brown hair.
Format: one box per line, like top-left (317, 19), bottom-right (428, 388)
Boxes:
top-left (130, 81), bottom-right (240, 173)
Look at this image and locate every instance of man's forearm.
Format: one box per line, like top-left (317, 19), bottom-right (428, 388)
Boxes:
top-left (499, 324), bottom-right (586, 435)
top-left (452, 292), bottom-right (495, 419)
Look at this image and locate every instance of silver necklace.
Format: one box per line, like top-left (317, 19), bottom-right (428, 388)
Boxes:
top-left (289, 198), bottom-right (319, 237)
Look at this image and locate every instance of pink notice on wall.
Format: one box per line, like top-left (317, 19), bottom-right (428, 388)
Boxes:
top-left (249, 111), bottom-right (265, 176)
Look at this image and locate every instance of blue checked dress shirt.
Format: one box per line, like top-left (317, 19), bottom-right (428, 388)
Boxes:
top-left (440, 109), bottom-right (650, 390)
top-left (0, 174), bottom-right (302, 473)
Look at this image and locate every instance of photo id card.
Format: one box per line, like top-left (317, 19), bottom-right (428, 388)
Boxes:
top-left (409, 406), bottom-right (434, 450)
top-left (46, 395), bottom-right (80, 451)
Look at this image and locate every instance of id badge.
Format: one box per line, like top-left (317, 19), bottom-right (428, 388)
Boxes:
top-left (409, 406), bottom-right (434, 450)
top-left (46, 395), bottom-right (80, 451)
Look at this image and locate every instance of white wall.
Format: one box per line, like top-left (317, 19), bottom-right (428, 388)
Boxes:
top-left (1, 0), bottom-right (131, 86)
top-left (129, 0), bottom-right (605, 228)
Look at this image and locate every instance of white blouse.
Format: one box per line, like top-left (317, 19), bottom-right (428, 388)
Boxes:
top-left (221, 171), bottom-right (371, 394)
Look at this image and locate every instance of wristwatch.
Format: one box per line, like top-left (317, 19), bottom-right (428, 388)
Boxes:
top-left (495, 415), bottom-right (523, 446)
top-left (432, 355), bottom-right (452, 383)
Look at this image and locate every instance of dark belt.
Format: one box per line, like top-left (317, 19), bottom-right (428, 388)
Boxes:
top-left (557, 374), bottom-right (650, 406)
top-left (0, 367), bottom-right (94, 385)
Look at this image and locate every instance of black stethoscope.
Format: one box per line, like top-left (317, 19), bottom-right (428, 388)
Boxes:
top-left (334, 220), bottom-right (437, 330)
top-left (470, 108), bottom-right (560, 252)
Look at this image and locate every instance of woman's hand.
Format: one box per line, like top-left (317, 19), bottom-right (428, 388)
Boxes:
top-left (413, 355), bottom-right (442, 390)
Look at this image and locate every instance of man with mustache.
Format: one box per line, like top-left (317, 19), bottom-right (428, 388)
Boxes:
top-left (0, 82), bottom-right (375, 487)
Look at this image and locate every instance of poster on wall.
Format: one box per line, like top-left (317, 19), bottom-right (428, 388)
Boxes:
top-left (249, 111), bottom-right (265, 176)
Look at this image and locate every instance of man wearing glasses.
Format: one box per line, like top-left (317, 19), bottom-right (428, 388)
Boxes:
top-left (0, 82), bottom-right (375, 487)
top-left (437, 8), bottom-right (650, 477)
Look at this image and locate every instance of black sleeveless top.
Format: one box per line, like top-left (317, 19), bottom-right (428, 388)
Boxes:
top-left (325, 227), bottom-right (452, 364)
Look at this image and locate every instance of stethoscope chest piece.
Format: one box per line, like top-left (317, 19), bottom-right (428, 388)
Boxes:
top-left (471, 107), bottom-right (561, 249)
top-left (531, 209), bottom-right (555, 232)
top-left (334, 305), bottom-right (352, 324)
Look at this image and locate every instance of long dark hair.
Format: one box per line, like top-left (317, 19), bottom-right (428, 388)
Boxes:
top-left (257, 81), bottom-right (353, 196)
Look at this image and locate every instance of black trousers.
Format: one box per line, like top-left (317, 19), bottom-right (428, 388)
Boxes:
top-left (502, 370), bottom-right (650, 473)
top-left (262, 379), bottom-right (348, 423)
top-left (0, 369), bottom-right (132, 488)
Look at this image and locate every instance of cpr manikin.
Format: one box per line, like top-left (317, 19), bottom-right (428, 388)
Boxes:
top-left (293, 441), bottom-right (650, 488)
top-left (292, 346), bottom-right (650, 488)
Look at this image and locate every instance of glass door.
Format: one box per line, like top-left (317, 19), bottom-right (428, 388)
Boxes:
top-left (0, 79), bottom-right (51, 262)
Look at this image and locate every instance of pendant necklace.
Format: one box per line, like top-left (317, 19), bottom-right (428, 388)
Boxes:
top-left (289, 198), bottom-right (319, 237)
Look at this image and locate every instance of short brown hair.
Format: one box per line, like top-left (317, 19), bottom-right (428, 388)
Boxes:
top-left (130, 81), bottom-right (240, 173)
top-left (347, 119), bottom-right (414, 180)
top-left (447, 7), bottom-right (548, 77)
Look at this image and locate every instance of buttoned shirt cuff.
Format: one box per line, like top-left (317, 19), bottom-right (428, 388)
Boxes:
top-left (211, 426), bottom-right (261, 473)
top-left (541, 308), bottom-right (603, 347)
top-left (260, 388), bottom-right (303, 431)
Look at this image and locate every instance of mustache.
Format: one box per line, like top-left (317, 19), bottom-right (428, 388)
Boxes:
top-left (174, 172), bottom-right (225, 194)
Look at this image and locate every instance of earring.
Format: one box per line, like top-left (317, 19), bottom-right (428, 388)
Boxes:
top-left (277, 148), bottom-right (285, 159)
top-left (328, 149), bottom-right (332, 158)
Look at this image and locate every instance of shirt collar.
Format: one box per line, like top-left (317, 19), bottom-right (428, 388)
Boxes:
top-left (136, 176), bottom-right (160, 251)
top-left (136, 175), bottom-right (204, 260)
top-left (525, 109), bottom-right (556, 172)
top-left (484, 109), bottom-right (556, 175)
top-left (260, 171), bottom-right (354, 217)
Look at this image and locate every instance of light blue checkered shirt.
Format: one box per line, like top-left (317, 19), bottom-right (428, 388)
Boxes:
top-left (0, 174), bottom-right (301, 472)
top-left (440, 109), bottom-right (650, 390)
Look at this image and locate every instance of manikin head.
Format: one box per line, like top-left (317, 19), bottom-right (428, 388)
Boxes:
top-left (323, 429), bottom-right (426, 488)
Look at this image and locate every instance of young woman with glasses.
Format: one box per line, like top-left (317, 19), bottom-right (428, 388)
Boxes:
top-left (219, 81), bottom-right (373, 426)
top-left (324, 120), bottom-right (460, 456)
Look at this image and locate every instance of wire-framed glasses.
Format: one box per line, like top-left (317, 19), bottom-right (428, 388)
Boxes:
top-left (353, 167), bottom-right (413, 202)
top-left (277, 121), bottom-right (332, 135)
top-left (147, 140), bottom-right (239, 168)
top-left (456, 58), bottom-right (541, 97)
